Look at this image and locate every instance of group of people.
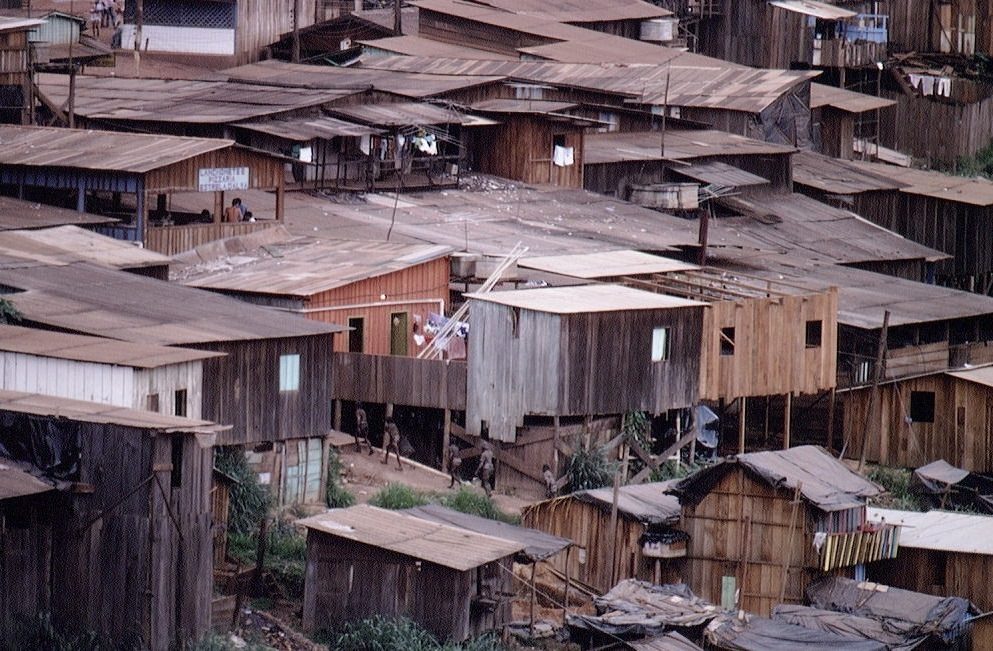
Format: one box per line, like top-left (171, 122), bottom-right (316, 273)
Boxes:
top-left (354, 404), bottom-right (557, 498)
top-left (223, 198), bottom-right (254, 223)
top-left (89, 0), bottom-right (123, 38)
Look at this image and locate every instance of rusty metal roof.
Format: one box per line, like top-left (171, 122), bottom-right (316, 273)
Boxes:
top-left (36, 73), bottom-right (353, 124)
top-left (467, 284), bottom-right (706, 313)
top-left (183, 239), bottom-right (450, 298)
top-left (674, 161), bottom-right (771, 187)
top-left (0, 324), bottom-right (224, 368)
top-left (359, 35), bottom-right (517, 60)
top-left (460, 0), bottom-right (671, 23)
top-left (585, 129), bottom-right (796, 164)
top-left (0, 196), bottom-right (116, 230)
top-left (0, 125), bottom-right (232, 173)
top-left (0, 225), bottom-right (170, 270)
top-left (849, 160), bottom-right (993, 207)
top-left (769, 0), bottom-right (856, 20)
top-left (519, 250), bottom-right (697, 279)
top-left (298, 504), bottom-right (524, 571)
top-left (235, 116), bottom-right (381, 141)
top-left (810, 83), bottom-right (896, 113)
top-left (0, 260), bottom-right (342, 344)
top-left (867, 508), bottom-right (993, 555)
top-left (469, 98), bottom-right (578, 114)
top-left (0, 389), bottom-right (229, 433)
top-left (791, 151), bottom-right (907, 194)
top-left (0, 16), bottom-right (44, 31)
top-left (0, 457), bottom-right (54, 501)
top-left (328, 102), bottom-right (497, 127)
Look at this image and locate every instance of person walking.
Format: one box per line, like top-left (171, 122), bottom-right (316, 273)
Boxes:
top-left (446, 443), bottom-right (462, 488)
top-left (353, 404), bottom-right (373, 453)
top-left (476, 442), bottom-right (494, 497)
top-left (381, 417), bottom-right (403, 471)
top-left (89, 1), bottom-right (102, 37)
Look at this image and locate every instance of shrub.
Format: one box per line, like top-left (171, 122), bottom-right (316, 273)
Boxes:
top-left (650, 459), bottom-right (702, 483)
top-left (440, 486), bottom-right (517, 523)
top-left (566, 442), bottom-right (616, 491)
top-left (325, 616), bottom-right (507, 651)
top-left (369, 482), bottom-right (430, 509)
top-left (326, 448), bottom-right (356, 508)
top-left (867, 465), bottom-right (929, 511)
top-left (214, 446), bottom-right (271, 536)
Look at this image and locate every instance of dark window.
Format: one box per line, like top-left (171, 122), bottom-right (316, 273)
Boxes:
top-left (553, 134), bottom-right (566, 148)
top-left (910, 391), bottom-right (935, 423)
top-left (806, 320), bottom-right (823, 348)
top-left (174, 389), bottom-right (187, 417)
top-left (170, 435), bottom-right (183, 488)
top-left (348, 317), bottom-right (364, 353)
top-left (511, 307), bottom-right (520, 338)
top-left (147, 393), bottom-right (160, 412)
top-left (720, 327), bottom-right (735, 356)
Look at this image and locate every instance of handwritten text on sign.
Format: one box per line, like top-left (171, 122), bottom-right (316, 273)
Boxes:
top-left (198, 167), bottom-right (249, 192)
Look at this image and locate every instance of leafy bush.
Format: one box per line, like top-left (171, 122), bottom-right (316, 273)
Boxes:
top-left (214, 446), bottom-right (271, 536)
top-left (440, 486), bottom-right (517, 523)
top-left (185, 633), bottom-right (273, 651)
top-left (0, 297), bottom-right (20, 324)
top-left (566, 442), bottom-right (616, 491)
top-left (650, 459), bottom-right (703, 483)
top-left (326, 448), bottom-right (356, 508)
top-left (324, 616), bottom-right (507, 651)
top-left (369, 482), bottom-right (430, 509)
top-left (264, 520), bottom-right (308, 598)
top-left (867, 465), bottom-right (929, 511)
top-left (12, 612), bottom-right (141, 651)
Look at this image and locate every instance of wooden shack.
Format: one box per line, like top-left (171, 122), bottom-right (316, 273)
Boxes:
top-left (887, 0), bottom-right (991, 54)
top-left (299, 505), bottom-right (523, 641)
top-left (183, 239), bottom-right (451, 356)
top-left (841, 365), bottom-right (993, 472)
top-left (0, 125), bottom-right (288, 255)
top-left (0, 17), bottom-right (41, 125)
top-left (466, 284), bottom-right (705, 443)
top-left (521, 481), bottom-right (684, 594)
top-left (672, 445), bottom-right (898, 616)
top-left (0, 390), bottom-right (226, 650)
top-left (0, 260), bottom-right (342, 504)
top-left (866, 507), bottom-right (993, 649)
top-left (810, 83), bottom-right (895, 160)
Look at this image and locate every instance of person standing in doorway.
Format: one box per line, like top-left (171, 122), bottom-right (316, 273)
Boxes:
top-left (354, 404), bottom-right (373, 454)
top-left (382, 417), bottom-right (403, 471)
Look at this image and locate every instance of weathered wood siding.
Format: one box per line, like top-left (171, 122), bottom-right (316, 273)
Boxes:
top-left (888, 0), bottom-right (993, 54)
top-left (144, 146), bottom-right (284, 195)
top-left (0, 495), bottom-right (52, 648)
top-left (331, 352), bottom-right (467, 410)
top-left (418, 7), bottom-right (547, 56)
top-left (302, 532), bottom-right (514, 641)
top-left (0, 28), bottom-right (30, 123)
top-left (145, 222), bottom-right (279, 256)
top-left (196, 335), bottom-right (333, 447)
top-left (467, 302), bottom-right (703, 441)
top-left (470, 118), bottom-right (584, 188)
top-left (521, 497), bottom-right (682, 594)
top-left (235, 0), bottom-right (317, 64)
top-left (681, 468), bottom-right (827, 616)
top-left (842, 374), bottom-right (993, 471)
top-left (879, 90), bottom-right (993, 165)
top-left (699, 290), bottom-right (838, 400)
top-left (0, 352), bottom-right (205, 418)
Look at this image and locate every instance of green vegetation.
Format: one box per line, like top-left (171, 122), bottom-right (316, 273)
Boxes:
top-left (867, 465), bottom-right (929, 511)
top-left (228, 519), bottom-right (308, 599)
top-left (185, 633), bottom-right (273, 651)
top-left (322, 616), bottom-right (506, 651)
top-left (650, 458), bottom-right (703, 483)
top-left (13, 613), bottom-right (141, 651)
top-left (214, 446), bottom-right (271, 536)
top-left (326, 448), bottom-right (356, 508)
top-left (440, 486), bottom-right (518, 524)
top-left (369, 482), bottom-right (431, 509)
top-left (948, 140), bottom-right (993, 178)
top-left (0, 297), bottom-right (20, 324)
top-left (566, 441), bottom-right (616, 491)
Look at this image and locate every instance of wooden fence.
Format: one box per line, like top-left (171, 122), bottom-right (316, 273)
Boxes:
top-left (331, 352), bottom-right (467, 411)
top-left (144, 221), bottom-right (278, 255)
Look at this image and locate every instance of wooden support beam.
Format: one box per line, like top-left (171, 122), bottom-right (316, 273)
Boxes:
top-left (628, 429), bottom-right (697, 484)
top-left (442, 409), bottom-right (451, 472)
top-left (738, 396), bottom-right (747, 454)
top-left (783, 393), bottom-right (792, 450)
top-left (333, 399), bottom-right (342, 432)
top-left (826, 388), bottom-right (836, 450)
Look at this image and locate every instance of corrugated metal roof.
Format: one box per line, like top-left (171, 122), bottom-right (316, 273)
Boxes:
top-left (0, 324), bottom-right (224, 368)
top-left (867, 508), bottom-right (993, 555)
top-left (328, 102), bottom-right (497, 127)
top-left (0, 456), bottom-right (54, 501)
top-left (183, 239), bottom-right (450, 298)
top-left (947, 365), bottom-right (993, 388)
top-left (585, 129), bottom-right (796, 164)
top-left (0, 125), bottom-right (232, 173)
top-left (462, 0), bottom-right (671, 23)
top-left (0, 260), bottom-right (342, 344)
top-left (0, 196), bottom-right (116, 230)
top-left (791, 151), bottom-right (907, 194)
top-left (810, 83), bottom-right (896, 113)
top-left (467, 284), bottom-right (706, 313)
top-left (402, 503), bottom-right (570, 562)
top-left (36, 74), bottom-right (353, 124)
top-left (519, 251), bottom-right (697, 279)
top-left (235, 116), bottom-right (382, 141)
top-left (0, 389), bottom-right (228, 433)
top-left (0, 225), bottom-right (170, 270)
top-left (470, 98), bottom-right (578, 114)
top-left (769, 0), bottom-right (856, 19)
top-left (849, 160), bottom-right (993, 207)
top-left (0, 16), bottom-right (44, 31)
top-left (298, 504), bottom-right (524, 570)
top-left (577, 479), bottom-right (682, 523)
top-left (674, 161), bottom-right (770, 187)
top-left (359, 35), bottom-right (517, 60)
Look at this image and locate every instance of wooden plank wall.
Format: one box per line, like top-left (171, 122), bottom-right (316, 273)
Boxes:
top-left (133, 361), bottom-right (205, 418)
top-left (145, 146), bottom-right (284, 195)
top-left (842, 374), bottom-right (993, 471)
top-left (698, 290), bottom-right (838, 400)
top-left (417, 8), bottom-right (545, 56)
top-left (331, 352), bottom-right (467, 411)
top-left (470, 118), bottom-right (584, 188)
top-left (681, 469), bottom-right (820, 616)
top-left (0, 495), bottom-right (53, 647)
top-left (196, 334), bottom-right (334, 447)
top-left (697, 0), bottom-right (809, 68)
top-left (521, 498), bottom-right (683, 594)
top-left (144, 222), bottom-right (278, 256)
top-left (235, 0), bottom-right (316, 64)
top-left (302, 533), bottom-right (513, 642)
top-left (879, 90), bottom-right (993, 165)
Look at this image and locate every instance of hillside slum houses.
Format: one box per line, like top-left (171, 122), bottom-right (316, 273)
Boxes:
top-left (8, 0), bottom-right (993, 648)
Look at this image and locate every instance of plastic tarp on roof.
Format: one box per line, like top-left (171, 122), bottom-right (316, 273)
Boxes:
top-left (911, 459), bottom-right (993, 512)
top-left (402, 503), bottom-right (570, 562)
top-left (705, 615), bottom-right (886, 650)
top-left (569, 580), bottom-right (724, 639)
top-left (772, 605), bottom-right (926, 650)
top-left (626, 631), bottom-right (704, 651)
top-left (805, 577), bottom-right (976, 645)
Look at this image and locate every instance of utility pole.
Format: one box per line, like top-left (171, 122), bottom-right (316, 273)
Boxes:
top-left (134, 0), bottom-right (143, 77)
top-left (859, 310), bottom-right (890, 472)
top-left (394, 0), bottom-right (403, 34)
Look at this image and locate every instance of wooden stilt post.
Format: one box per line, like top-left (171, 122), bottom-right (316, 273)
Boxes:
top-left (783, 393), bottom-right (792, 449)
top-left (562, 546), bottom-right (571, 626)
top-left (738, 396), bottom-right (747, 454)
top-left (860, 310), bottom-right (890, 471)
top-left (529, 562), bottom-right (537, 637)
top-left (826, 388), bottom-right (836, 450)
top-left (333, 399), bottom-right (342, 432)
top-left (442, 409), bottom-right (451, 472)
top-left (764, 396), bottom-right (771, 446)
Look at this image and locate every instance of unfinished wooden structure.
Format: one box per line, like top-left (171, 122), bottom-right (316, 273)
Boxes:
top-left (0, 390), bottom-right (225, 650)
top-left (866, 507), bottom-right (993, 649)
top-left (0, 125), bottom-right (288, 255)
top-left (842, 365), bottom-right (993, 472)
top-left (299, 505), bottom-right (523, 641)
top-left (0, 17), bottom-right (41, 125)
top-left (184, 239), bottom-right (451, 356)
top-left (521, 481), bottom-right (684, 594)
top-left (673, 446), bottom-right (897, 616)
top-left (810, 83), bottom-right (895, 160)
